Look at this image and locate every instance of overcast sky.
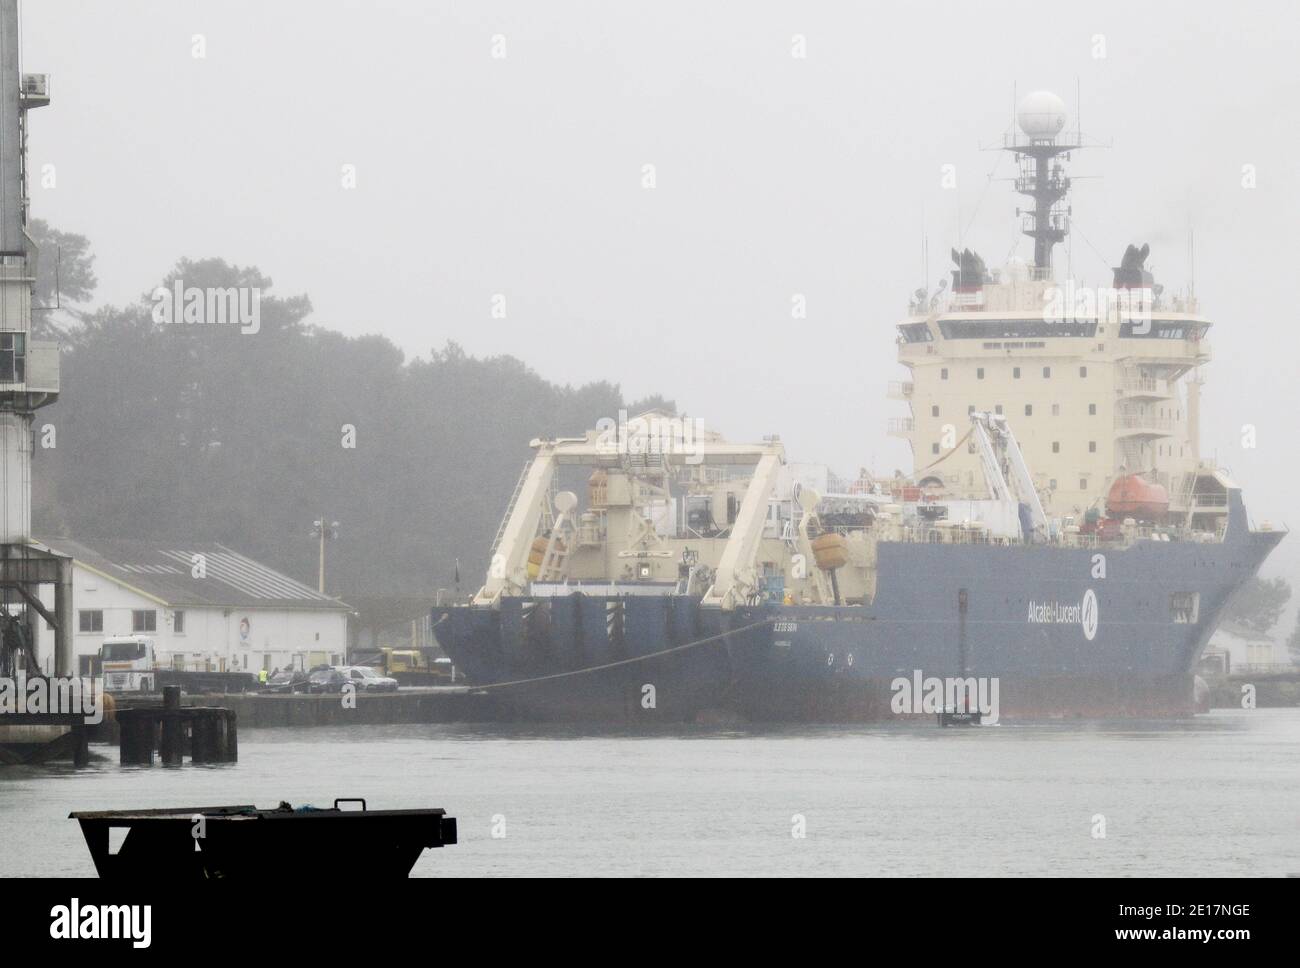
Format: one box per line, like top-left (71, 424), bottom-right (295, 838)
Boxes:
top-left (22, 0), bottom-right (1300, 575)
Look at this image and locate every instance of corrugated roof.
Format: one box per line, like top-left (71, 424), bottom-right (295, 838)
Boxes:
top-left (35, 537), bottom-right (350, 611)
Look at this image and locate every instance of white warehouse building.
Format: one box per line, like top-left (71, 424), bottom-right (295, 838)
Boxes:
top-left (32, 538), bottom-right (351, 677)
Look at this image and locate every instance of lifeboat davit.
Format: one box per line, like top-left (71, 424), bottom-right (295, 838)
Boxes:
top-left (1106, 474), bottom-right (1169, 520)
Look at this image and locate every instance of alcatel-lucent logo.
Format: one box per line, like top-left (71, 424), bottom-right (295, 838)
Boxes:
top-left (1028, 588), bottom-right (1098, 641)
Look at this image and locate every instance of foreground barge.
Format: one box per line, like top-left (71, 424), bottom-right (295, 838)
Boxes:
top-left (72, 800), bottom-right (457, 879)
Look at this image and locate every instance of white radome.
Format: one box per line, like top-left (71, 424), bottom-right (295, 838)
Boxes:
top-left (1017, 90), bottom-right (1068, 139)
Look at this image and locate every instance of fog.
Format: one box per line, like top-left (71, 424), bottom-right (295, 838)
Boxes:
top-left (23, 0), bottom-right (1300, 577)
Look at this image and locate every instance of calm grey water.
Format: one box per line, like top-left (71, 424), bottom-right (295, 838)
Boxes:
top-left (3, 708), bottom-right (1298, 877)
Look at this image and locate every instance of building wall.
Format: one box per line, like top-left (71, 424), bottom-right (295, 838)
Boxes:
top-left (34, 563), bottom-right (348, 674)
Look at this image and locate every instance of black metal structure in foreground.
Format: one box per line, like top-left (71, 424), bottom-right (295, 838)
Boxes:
top-left (71, 799), bottom-right (458, 879)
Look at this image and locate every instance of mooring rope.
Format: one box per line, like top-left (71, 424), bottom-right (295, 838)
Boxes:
top-left (464, 617), bottom-right (773, 692)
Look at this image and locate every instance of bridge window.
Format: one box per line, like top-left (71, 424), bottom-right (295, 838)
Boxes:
top-left (0, 332), bottom-right (26, 383)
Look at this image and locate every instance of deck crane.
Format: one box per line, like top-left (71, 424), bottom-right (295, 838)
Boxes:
top-left (969, 412), bottom-right (1050, 543)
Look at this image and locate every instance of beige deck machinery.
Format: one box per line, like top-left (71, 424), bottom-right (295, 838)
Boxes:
top-left (472, 421), bottom-right (788, 611)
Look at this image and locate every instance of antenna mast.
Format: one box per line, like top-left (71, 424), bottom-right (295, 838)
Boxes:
top-left (1003, 91), bottom-right (1083, 274)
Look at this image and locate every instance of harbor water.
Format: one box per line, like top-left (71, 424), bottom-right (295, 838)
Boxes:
top-left (2, 708), bottom-right (1297, 877)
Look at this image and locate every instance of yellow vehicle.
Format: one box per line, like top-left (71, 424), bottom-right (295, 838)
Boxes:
top-left (379, 648), bottom-right (452, 684)
top-left (382, 648), bottom-right (426, 674)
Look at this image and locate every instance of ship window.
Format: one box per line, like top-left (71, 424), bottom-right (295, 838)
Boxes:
top-left (1089, 403), bottom-right (1097, 415)
top-left (1079, 366), bottom-right (1087, 377)
top-left (1052, 442), bottom-right (1060, 453)
top-left (1013, 367), bottom-right (1021, 379)
top-left (931, 406), bottom-right (939, 417)
top-left (1170, 592), bottom-right (1200, 624)
top-left (78, 610), bottom-right (104, 634)
top-left (941, 368), bottom-right (948, 380)
top-left (0, 332), bottom-right (26, 383)
top-left (1089, 441), bottom-right (1097, 453)
top-left (977, 367), bottom-right (985, 379)
top-left (1042, 366), bottom-right (1051, 378)
top-left (899, 323), bottom-right (933, 343)
top-left (1024, 405), bottom-right (1032, 416)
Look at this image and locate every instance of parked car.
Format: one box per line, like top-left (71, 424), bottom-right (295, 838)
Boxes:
top-left (263, 669), bottom-right (311, 694)
top-left (307, 668), bottom-right (352, 694)
top-left (341, 666), bottom-right (399, 693)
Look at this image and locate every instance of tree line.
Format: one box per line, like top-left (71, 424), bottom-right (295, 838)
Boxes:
top-left (29, 224), bottom-right (668, 605)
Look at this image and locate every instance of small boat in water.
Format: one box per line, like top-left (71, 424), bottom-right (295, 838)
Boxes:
top-left (71, 799), bottom-right (457, 879)
top-left (938, 705), bottom-right (982, 727)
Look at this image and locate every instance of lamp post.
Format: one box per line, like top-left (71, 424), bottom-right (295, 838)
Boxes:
top-left (310, 518), bottom-right (339, 594)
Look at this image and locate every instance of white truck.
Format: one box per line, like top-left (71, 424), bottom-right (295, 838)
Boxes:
top-left (99, 635), bottom-right (157, 693)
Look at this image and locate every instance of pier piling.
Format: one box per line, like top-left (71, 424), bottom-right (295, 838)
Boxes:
top-left (116, 692), bottom-right (237, 766)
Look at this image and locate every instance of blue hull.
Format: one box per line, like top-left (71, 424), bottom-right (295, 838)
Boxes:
top-left (440, 492), bottom-right (1282, 722)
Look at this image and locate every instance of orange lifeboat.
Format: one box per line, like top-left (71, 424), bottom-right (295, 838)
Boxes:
top-left (811, 533), bottom-right (849, 571)
top-left (1106, 474), bottom-right (1169, 520)
top-left (526, 535), bottom-right (565, 579)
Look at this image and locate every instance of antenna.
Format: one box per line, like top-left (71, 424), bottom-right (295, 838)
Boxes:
top-left (921, 203), bottom-right (927, 293)
top-left (1075, 76), bottom-right (1082, 145)
top-left (1003, 89), bottom-right (1082, 273)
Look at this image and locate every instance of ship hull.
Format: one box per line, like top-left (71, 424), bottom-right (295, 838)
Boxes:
top-left (441, 492), bottom-right (1282, 723)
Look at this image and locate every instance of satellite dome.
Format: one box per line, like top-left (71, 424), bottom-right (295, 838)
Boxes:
top-left (1016, 90), bottom-right (1068, 139)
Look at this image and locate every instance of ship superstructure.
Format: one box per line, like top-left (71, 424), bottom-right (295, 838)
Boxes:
top-left (892, 91), bottom-right (1226, 531)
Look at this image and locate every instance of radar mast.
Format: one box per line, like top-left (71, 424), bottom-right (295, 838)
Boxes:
top-left (1004, 91), bottom-right (1081, 274)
